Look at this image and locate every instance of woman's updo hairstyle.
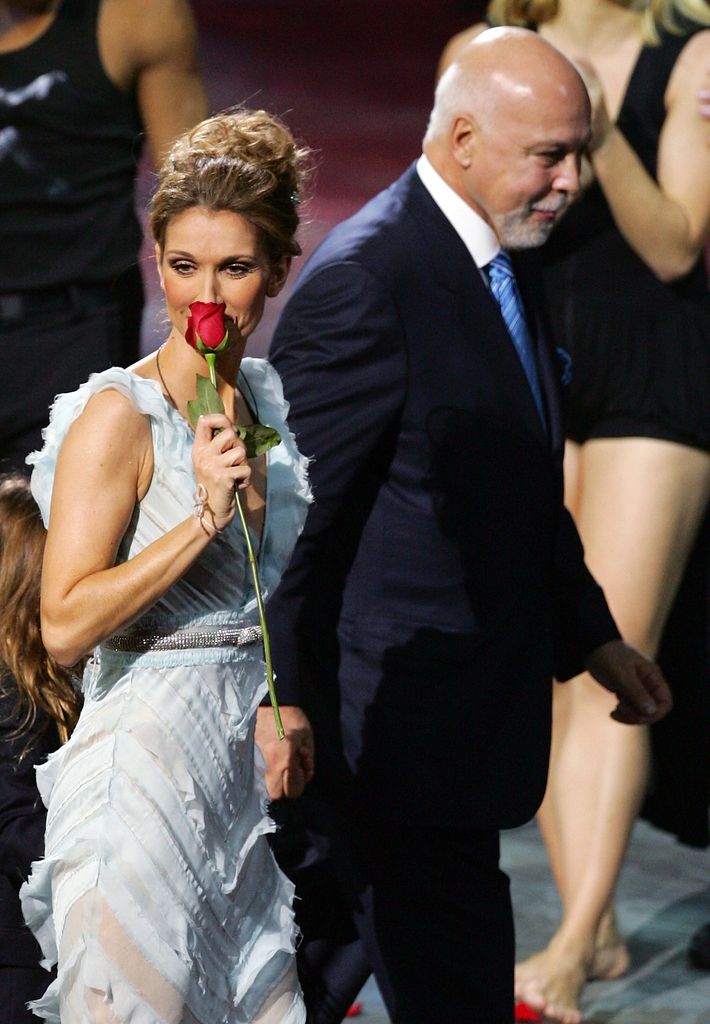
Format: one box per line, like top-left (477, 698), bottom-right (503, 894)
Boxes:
top-left (151, 109), bottom-right (310, 265)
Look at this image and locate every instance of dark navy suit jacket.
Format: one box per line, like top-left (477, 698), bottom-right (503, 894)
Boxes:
top-left (268, 164), bottom-right (619, 829)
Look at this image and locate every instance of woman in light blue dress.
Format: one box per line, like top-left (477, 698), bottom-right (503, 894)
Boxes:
top-left (20, 110), bottom-right (312, 1024)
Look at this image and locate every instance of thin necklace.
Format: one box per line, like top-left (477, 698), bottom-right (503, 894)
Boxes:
top-left (238, 367), bottom-right (260, 423)
top-left (156, 344), bottom-right (179, 411)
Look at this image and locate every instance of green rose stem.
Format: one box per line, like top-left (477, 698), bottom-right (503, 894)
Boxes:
top-left (205, 351), bottom-right (285, 742)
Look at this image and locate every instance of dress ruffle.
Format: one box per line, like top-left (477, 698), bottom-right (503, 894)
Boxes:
top-left (239, 358), bottom-right (312, 605)
top-left (21, 360), bottom-right (308, 1023)
top-left (27, 366), bottom-right (189, 526)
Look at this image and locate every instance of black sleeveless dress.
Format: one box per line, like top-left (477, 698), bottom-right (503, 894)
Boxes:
top-left (540, 28), bottom-right (710, 450)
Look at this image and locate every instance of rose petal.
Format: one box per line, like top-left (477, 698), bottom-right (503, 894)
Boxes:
top-left (188, 301), bottom-right (227, 350)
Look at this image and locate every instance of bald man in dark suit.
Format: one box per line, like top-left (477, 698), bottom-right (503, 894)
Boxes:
top-left (258, 28), bottom-right (672, 1024)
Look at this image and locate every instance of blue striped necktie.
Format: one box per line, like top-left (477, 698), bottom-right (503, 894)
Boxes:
top-left (486, 250), bottom-right (546, 426)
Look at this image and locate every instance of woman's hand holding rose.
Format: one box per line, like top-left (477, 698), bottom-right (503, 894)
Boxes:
top-left (192, 413), bottom-right (251, 534)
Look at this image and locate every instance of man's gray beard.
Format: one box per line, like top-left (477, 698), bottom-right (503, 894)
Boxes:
top-left (496, 211), bottom-right (557, 251)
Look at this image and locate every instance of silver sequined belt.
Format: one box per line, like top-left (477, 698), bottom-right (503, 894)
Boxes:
top-left (101, 624), bottom-right (263, 654)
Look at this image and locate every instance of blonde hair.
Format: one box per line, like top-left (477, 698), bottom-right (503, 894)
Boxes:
top-left (487, 0), bottom-right (710, 43)
top-left (0, 475), bottom-right (80, 754)
top-left (150, 109), bottom-right (311, 265)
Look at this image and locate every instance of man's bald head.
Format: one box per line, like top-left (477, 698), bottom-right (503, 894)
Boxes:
top-left (425, 27), bottom-right (587, 146)
top-left (423, 28), bottom-right (591, 249)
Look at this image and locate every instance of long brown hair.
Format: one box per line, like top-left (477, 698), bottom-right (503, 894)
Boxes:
top-left (0, 474), bottom-right (80, 753)
top-left (487, 0), bottom-right (710, 43)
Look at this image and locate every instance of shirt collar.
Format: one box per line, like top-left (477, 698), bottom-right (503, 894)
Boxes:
top-left (416, 154), bottom-right (500, 270)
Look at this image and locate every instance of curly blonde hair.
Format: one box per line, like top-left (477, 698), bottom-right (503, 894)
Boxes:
top-left (0, 475), bottom-right (80, 754)
top-left (150, 108), bottom-right (311, 265)
top-left (487, 0), bottom-right (710, 43)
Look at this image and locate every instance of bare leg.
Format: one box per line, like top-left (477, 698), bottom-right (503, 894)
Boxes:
top-left (515, 437), bottom-right (710, 1024)
top-left (252, 965), bottom-right (305, 1023)
top-left (57, 888), bottom-right (187, 1023)
top-left (535, 442), bottom-right (627, 983)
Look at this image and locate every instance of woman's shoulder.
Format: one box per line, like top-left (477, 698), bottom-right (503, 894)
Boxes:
top-left (30, 367), bottom-right (165, 446)
top-left (671, 26), bottom-right (710, 72)
top-left (665, 28), bottom-right (710, 111)
top-left (27, 367), bottom-right (167, 523)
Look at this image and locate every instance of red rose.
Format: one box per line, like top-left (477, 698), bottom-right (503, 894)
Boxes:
top-left (181, 301), bottom-right (283, 740)
top-left (185, 302), bottom-right (229, 352)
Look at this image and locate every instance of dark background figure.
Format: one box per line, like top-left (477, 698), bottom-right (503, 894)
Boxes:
top-left (0, 0), bottom-right (207, 473)
top-left (0, 474), bottom-right (80, 1023)
top-left (262, 30), bottom-right (671, 1024)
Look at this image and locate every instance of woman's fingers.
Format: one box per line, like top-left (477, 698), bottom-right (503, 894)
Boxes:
top-left (214, 435), bottom-right (247, 463)
top-left (215, 447), bottom-right (251, 489)
top-left (224, 463), bottom-right (252, 490)
top-left (193, 417), bottom-right (244, 456)
top-left (193, 412), bottom-right (232, 445)
top-left (192, 414), bottom-right (253, 529)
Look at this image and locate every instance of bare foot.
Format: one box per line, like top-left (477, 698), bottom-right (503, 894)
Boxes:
top-left (589, 911), bottom-right (630, 980)
top-left (515, 945), bottom-right (587, 1024)
top-left (515, 915), bottom-right (630, 1023)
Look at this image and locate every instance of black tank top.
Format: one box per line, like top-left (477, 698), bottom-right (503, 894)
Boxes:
top-left (0, 0), bottom-right (143, 289)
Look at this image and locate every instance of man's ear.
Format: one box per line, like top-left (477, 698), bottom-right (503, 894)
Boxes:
top-left (155, 243), bottom-right (165, 291)
top-left (266, 256), bottom-right (291, 298)
top-left (451, 113), bottom-right (477, 169)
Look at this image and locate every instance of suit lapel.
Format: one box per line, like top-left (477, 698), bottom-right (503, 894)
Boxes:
top-left (396, 169), bottom-right (552, 446)
top-left (395, 165), bottom-right (473, 296)
top-left (513, 252), bottom-right (564, 453)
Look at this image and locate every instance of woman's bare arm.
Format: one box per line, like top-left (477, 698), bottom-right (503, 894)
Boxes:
top-left (589, 31), bottom-right (710, 282)
top-left (41, 391), bottom-right (248, 666)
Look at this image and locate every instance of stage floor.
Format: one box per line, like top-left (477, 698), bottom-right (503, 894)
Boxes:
top-left (354, 818), bottom-right (710, 1022)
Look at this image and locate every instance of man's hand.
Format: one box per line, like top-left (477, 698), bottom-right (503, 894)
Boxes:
top-left (585, 640), bottom-right (673, 725)
top-left (255, 705), bottom-right (314, 800)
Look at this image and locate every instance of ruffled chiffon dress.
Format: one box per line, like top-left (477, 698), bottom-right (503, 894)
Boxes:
top-left (20, 359), bottom-right (311, 1024)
